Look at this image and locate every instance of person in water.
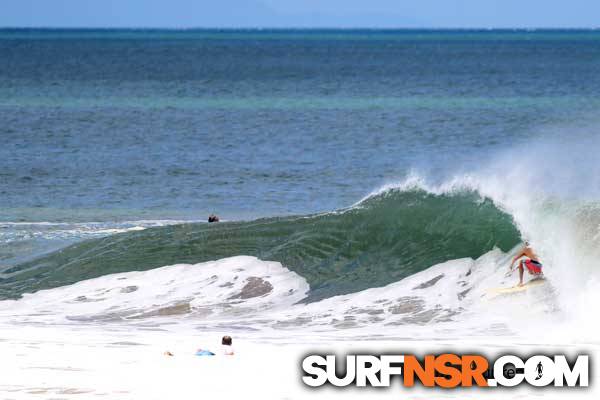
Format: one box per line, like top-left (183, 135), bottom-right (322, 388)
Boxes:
top-left (208, 214), bottom-right (220, 223)
top-left (164, 335), bottom-right (234, 356)
top-left (221, 335), bottom-right (234, 355)
top-left (195, 335), bottom-right (233, 356)
top-left (509, 241), bottom-right (543, 286)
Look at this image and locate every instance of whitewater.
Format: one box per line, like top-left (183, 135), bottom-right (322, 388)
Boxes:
top-left (1, 133), bottom-right (599, 398)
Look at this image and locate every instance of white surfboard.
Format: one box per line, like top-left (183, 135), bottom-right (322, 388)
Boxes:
top-left (486, 278), bottom-right (546, 297)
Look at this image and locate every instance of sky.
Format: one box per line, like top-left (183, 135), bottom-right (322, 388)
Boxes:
top-left (1, 0), bottom-right (599, 28)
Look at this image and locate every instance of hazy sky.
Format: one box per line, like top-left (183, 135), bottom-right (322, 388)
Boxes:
top-left (1, 0), bottom-right (599, 28)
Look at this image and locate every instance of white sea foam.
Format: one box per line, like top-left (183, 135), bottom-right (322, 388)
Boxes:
top-left (0, 254), bottom-right (592, 399)
top-left (0, 250), bottom-right (559, 342)
top-left (0, 219), bottom-right (201, 240)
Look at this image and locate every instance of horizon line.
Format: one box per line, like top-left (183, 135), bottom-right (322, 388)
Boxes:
top-left (1, 26), bottom-right (600, 31)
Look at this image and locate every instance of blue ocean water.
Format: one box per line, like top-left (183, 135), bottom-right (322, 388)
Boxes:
top-left (1, 29), bottom-right (600, 272)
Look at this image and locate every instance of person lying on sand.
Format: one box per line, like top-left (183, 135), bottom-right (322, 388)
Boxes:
top-left (509, 241), bottom-right (543, 286)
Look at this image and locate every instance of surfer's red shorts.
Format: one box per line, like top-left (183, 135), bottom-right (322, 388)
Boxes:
top-left (524, 259), bottom-right (543, 274)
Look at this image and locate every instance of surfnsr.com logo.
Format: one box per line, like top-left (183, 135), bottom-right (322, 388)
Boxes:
top-left (301, 353), bottom-right (589, 388)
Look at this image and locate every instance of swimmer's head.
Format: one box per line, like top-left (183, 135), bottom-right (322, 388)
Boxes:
top-left (222, 335), bottom-right (232, 346)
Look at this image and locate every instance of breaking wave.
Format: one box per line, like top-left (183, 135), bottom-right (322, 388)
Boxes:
top-left (0, 187), bottom-right (520, 302)
top-left (3, 132), bottom-right (600, 342)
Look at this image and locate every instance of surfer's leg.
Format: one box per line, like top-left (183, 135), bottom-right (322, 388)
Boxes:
top-left (517, 260), bottom-right (524, 286)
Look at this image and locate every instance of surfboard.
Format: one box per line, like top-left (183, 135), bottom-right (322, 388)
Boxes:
top-left (487, 278), bottom-right (546, 297)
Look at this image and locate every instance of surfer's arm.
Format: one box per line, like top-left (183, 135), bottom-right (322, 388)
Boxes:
top-left (510, 252), bottom-right (525, 268)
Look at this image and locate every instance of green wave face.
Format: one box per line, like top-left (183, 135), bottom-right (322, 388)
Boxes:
top-left (0, 189), bottom-right (520, 301)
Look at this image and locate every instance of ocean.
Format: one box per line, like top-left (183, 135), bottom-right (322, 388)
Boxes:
top-left (1, 29), bottom-right (599, 398)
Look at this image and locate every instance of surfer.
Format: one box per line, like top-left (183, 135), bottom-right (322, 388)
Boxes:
top-left (208, 214), bottom-right (220, 223)
top-left (509, 241), bottom-right (543, 286)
